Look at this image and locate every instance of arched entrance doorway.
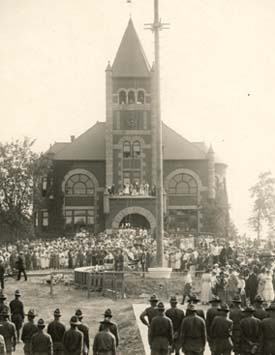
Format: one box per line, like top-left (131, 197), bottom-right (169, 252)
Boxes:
top-left (112, 207), bottom-right (156, 231)
top-left (119, 214), bottom-right (150, 229)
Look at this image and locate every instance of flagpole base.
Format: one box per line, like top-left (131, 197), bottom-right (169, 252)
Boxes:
top-left (147, 267), bottom-right (172, 279)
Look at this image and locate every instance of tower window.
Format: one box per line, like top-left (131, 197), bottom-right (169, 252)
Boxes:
top-left (137, 90), bottom-right (145, 104)
top-left (123, 141), bottom-right (131, 158)
top-left (128, 91), bottom-right (135, 104)
top-left (119, 91), bottom-right (126, 104)
top-left (133, 141), bottom-right (141, 158)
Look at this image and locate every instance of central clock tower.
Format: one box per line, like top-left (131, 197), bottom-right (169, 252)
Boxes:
top-left (105, 19), bottom-right (157, 194)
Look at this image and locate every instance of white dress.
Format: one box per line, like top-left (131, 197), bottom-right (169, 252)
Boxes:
top-left (201, 272), bottom-right (212, 304)
top-left (262, 274), bottom-right (274, 302)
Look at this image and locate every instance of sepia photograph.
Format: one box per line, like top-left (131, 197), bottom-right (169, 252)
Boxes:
top-left (0, 0), bottom-right (275, 354)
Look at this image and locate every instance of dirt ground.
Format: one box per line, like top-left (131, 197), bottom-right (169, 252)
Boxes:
top-left (4, 275), bottom-right (145, 355)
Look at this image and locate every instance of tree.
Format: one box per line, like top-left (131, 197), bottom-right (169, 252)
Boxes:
top-left (248, 171), bottom-right (275, 239)
top-left (0, 138), bottom-right (48, 240)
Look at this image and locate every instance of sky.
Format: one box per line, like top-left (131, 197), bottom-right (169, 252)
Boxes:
top-left (0, 0), bottom-right (275, 235)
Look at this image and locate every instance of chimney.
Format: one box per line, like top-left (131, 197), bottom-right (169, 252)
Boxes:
top-left (70, 135), bottom-right (75, 142)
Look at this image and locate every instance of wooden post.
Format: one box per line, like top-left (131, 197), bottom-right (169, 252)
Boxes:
top-left (50, 273), bottom-right (54, 296)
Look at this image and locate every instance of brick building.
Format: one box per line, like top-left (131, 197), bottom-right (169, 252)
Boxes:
top-left (34, 19), bottom-right (228, 236)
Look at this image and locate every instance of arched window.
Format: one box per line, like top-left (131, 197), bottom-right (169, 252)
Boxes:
top-left (133, 141), bottom-right (141, 158)
top-left (137, 90), bottom-right (145, 104)
top-left (65, 174), bottom-right (94, 195)
top-left (168, 174), bottom-right (197, 195)
top-left (119, 91), bottom-right (126, 104)
top-left (128, 91), bottom-right (135, 104)
top-left (123, 141), bottom-right (131, 158)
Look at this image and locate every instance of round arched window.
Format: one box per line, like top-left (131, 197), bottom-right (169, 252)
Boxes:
top-left (65, 174), bottom-right (94, 195)
top-left (123, 141), bottom-right (131, 158)
top-left (119, 91), bottom-right (127, 104)
top-left (168, 174), bottom-right (197, 195)
top-left (128, 91), bottom-right (135, 104)
top-left (133, 141), bottom-right (141, 158)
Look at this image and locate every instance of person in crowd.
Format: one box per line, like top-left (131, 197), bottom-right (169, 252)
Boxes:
top-left (140, 294), bottom-right (159, 328)
top-left (206, 296), bottom-right (221, 354)
top-left (0, 261), bottom-right (5, 290)
top-left (226, 269), bottom-right (239, 305)
top-left (181, 271), bottom-right (193, 305)
top-left (201, 268), bottom-right (213, 305)
top-left (47, 308), bottom-right (66, 355)
top-left (186, 295), bottom-right (205, 320)
top-left (253, 296), bottom-right (269, 321)
top-left (9, 290), bottom-right (24, 342)
top-left (0, 293), bottom-right (9, 322)
top-left (0, 334), bottom-right (6, 355)
top-left (16, 252), bottom-right (27, 281)
top-left (261, 302), bottom-right (275, 355)
top-left (21, 309), bottom-right (38, 355)
top-left (245, 268), bottom-right (258, 305)
top-left (181, 304), bottom-right (206, 355)
top-left (93, 318), bottom-right (116, 355)
top-left (229, 296), bottom-right (243, 355)
top-left (262, 269), bottom-right (274, 303)
top-left (165, 296), bottom-right (184, 355)
top-left (62, 316), bottom-right (83, 355)
top-left (149, 302), bottom-right (173, 355)
top-left (211, 304), bottom-right (233, 355)
top-left (0, 309), bottom-right (16, 355)
top-left (215, 270), bottom-right (227, 304)
top-left (30, 318), bottom-right (52, 355)
top-left (99, 309), bottom-right (119, 348)
top-left (239, 307), bottom-right (262, 355)
top-left (75, 309), bottom-right (89, 355)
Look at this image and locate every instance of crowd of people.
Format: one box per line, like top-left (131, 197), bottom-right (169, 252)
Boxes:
top-left (0, 289), bottom-right (119, 355)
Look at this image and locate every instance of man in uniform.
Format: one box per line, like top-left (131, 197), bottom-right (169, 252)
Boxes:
top-left (186, 295), bottom-right (205, 319)
top-left (206, 296), bottom-right (221, 354)
top-left (75, 309), bottom-right (89, 355)
top-left (0, 309), bottom-right (16, 355)
top-left (62, 316), bottom-right (83, 355)
top-left (229, 295), bottom-right (243, 355)
top-left (253, 296), bottom-right (269, 320)
top-left (0, 292), bottom-right (9, 321)
top-left (181, 304), bottom-right (206, 355)
top-left (16, 251), bottom-right (27, 281)
top-left (140, 294), bottom-right (159, 327)
top-left (21, 309), bottom-right (38, 355)
top-left (261, 302), bottom-right (275, 355)
top-left (93, 318), bottom-right (116, 355)
top-left (30, 318), bottom-right (53, 355)
top-left (9, 289), bottom-right (24, 342)
top-left (47, 308), bottom-right (66, 355)
top-left (99, 309), bottom-right (119, 347)
top-left (211, 304), bottom-right (233, 355)
top-left (165, 296), bottom-right (184, 355)
top-left (149, 302), bottom-right (173, 355)
top-left (240, 307), bottom-right (262, 355)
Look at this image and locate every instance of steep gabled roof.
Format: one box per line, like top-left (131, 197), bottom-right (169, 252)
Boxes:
top-left (112, 18), bottom-right (151, 77)
top-left (54, 122), bottom-right (105, 161)
top-left (47, 142), bottom-right (69, 155)
top-left (163, 124), bottom-right (207, 160)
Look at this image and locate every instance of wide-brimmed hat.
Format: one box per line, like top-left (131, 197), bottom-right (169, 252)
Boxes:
top-left (254, 295), bottom-right (264, 303)
top-left (26, 309), bottom-right (36, 318)
top-left (54, 308), bottom-right (62, 317)
top-left (14, 289), bottom-right (21, 297)
top-left (149, 294), bottom-right (159, 302)
top-left (157, 302), bottom-right (165, 310)
top-left (209, 296), bottom-right (221, 303)
top-left (242, 306), bottom-right (255, 313)
top-left (104, 309), bottom-right (112, 318)
top-left (169, 296), bottom-right (178, 304)
top-left (75, 309), bottom-right (83, 318)
top-left (232, 295), bottom-right (242, 303)
top-left (266, 303), bottom-right (275, 311)
top-left (70, 316), bottom-right (80, 325)
top-left (37, 318), bottom-right (45, 328)
top-left (218, 304), bottom-right (230, 312)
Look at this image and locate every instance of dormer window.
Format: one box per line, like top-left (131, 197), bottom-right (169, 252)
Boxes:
top-left (119, 91), bottom-right (126, 104)
top-left (137, 90), bottom-right (145, 104)
top-left (128, 91), bottom-right (135, 104)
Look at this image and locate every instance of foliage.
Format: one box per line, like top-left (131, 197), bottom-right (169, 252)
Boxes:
top-left (0, 137), bottom-right (49, 239)
top-left (248, 171), bottom-right (275, 239)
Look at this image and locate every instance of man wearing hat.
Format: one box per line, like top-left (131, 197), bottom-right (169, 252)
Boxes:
top-left (240, 307), bottom-right (261, 355)
top-left (181, 304), bottom-right (206, 355)
top-left (47, 309), bottom-right (66, 355)
top-left (0, 292), bottom-right (9, 322)
top-left (99, 309), bottom-right (119, 347)
top-left (206, 296), bottom-right (222, 354)
top-left (62, 316), bottom-right (83, 355)
top-left (149, 302), bottom-right (173, 355)
top-left (186, 295), bottom-right (205, 320)
top-left (165, 296), bottom-right (184, 355)
top-left (16, 251), bottom-right (27, 281)
top-left (21, 309), bottom-right (38, 355)
top-left (75, 309), bottom-right (89, 355)
top-left (93, 318), bottom-right (116, 355)
top-left (261, 302), bottom-right (275, 355)
top-left (229, 295), bottom-right (243, 355)
top-left (30, 319), bottom-right (53, 355)
top-left (9, 289), bottom-right (24, 342)
top-left (0, 309), bottom-right (16, 355)
top-left (211, 304), bottom-right (233, 355)
top-left (245, 268), bottom-right (258, 305)
top-left (253, 296), bottom-right (269, 320)
top-left (0, 260), bottom-right (5, 290)
top-left (140, 294), bottom-right (159, 328)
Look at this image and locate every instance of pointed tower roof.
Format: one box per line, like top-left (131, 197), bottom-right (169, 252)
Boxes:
top-left (112, 18), bottom-right (151, 77)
